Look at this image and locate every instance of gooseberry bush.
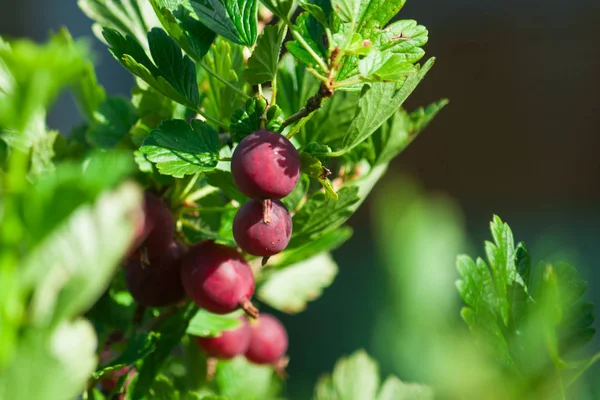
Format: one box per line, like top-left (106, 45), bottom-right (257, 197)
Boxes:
top-left (0, 0), bottom-right (598, 399)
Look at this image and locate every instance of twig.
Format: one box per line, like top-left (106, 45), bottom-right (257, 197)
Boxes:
top-left (281, 83), bottom-right (333, 129)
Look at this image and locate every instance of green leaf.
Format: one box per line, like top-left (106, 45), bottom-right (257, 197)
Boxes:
top-left (358, 50), bottom-right (415, 82)
top-left (229, 97), bottom-right (268, 142)
top-left (315, 350), bottom-right (379, 400)
top-left (260, 0), bottom-right (293, 18)
top-left (356, 0), bottom-right (406, 33)
top-left (371, 20), bottom-right (428, 63)
top-left (286, 13), bottom-right (327, 70)
top-left (78, 0), bottom-right (161, 50)
top-left (377, 376), bottom-right (434, 400)
top-left (0, 319), bottom-right (98, 400)
top-left (298, 0), bottom-right (329, 26)
top-left (150, 0), bottom-right (216, 61)
top-left (132, 304), bottom-right (196, 399)
top-left (96, 332), bottom-right (161, 377)
top-left (332, 0), bottom-right (359, 24)
top-left (186, 309), bottom-right (243, 337)
top-left (30, 130), bottom-right (58, 177)
top-left (86, 96), bottom-right (138, 148)
top-left (148, 375), bottom-right (178, 400)
top-left (140, 119), bottom-right (220, 178)
top-left (205, 170), bottom-right (249, 204)
top-left (72, 61), bottom-right (107, 122)
top-left (243, 25), bottom-right (286, 85)
top-left (215, 357), bottom-right (282, 400)
top-left (338, 58), bottom-right (435, 153)
top-left (0, 30), bottom-right (88, 140)
top-left (292, 186), bottom-right (360, 245)
top-left (371, 99), bottom-right (447, 165)
top-left (190, 0), bottom-right (258, 46)
top-left (202, 38), bottom-right (246, 124)
top-left (21, 181), bottom-right (141, 326)
top-left (258, 252), bottom-right (338, 313)
top-left (276, 53), bottom-right (319, 122)
top-left (103, 27), bottom-right (200, 110)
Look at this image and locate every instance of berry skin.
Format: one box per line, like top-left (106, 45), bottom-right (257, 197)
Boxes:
top-left (129, 192), bottom-right (175, 258)
top-left (195, 318), bottom-right (252, 359)
top-left (233, 199), bottom-right (292, 257)
top-left (180, 241), bottom-right (258, 317)
top-left (231, 129), bottom-right (300, 200)
top-left (125, 241), bottom-right (187, 307)
top-left (245, 314), bottom-right (288, 365)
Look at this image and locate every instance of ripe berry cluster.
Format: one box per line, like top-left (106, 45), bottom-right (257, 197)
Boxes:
top-left (123, 129), bottom-right (297, 377)
top-left (231, 129), bottom-right (300, 259)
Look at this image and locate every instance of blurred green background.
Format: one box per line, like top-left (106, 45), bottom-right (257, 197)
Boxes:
top-left (2, 0), bottom-right (599, 398)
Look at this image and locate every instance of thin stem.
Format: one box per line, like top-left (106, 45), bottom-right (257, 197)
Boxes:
top-left (325, 149), bottom-right (347, 157)
top-left (285, 111), bottom-right (314, 140)
top-left (289, 28), bottom-right (329, 73)
top-left (179, 173), bottom-right (202, 202)
top-left (219, 156), bottom-right (232, 162)
top-left (198, 60), bottom-right (250, 100)
top-left (565, 351), bottom-right (600, 388)
top-left (307, 68), bottom-right (330, 84)
top-left (332, 78), bottom-right (364, 89)
top-left (281, 83), bottom-right (333, 129)
top-left (185, 185), bottom-right (220, 203)
top-left (271, 73), bottom-right (278, 106)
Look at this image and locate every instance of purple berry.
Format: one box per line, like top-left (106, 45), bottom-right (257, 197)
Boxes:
top-left (195, 318), bottom-right (252, 359)
top-left (128, 192), bottom-right (174, 258)
top-left (231, 130), bottom-right (300, 200)
top-left (245, 314), bottom-right (288, 365)
top-left (125, 241), bottom-right (187, 307)
top-left (233, 199), bottom-right (292, 257)
top-left (180, 241), bottom-right (258, 317)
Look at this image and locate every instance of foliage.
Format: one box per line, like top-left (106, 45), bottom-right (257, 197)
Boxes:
top-left (0, 0), bottom-right (597, 399)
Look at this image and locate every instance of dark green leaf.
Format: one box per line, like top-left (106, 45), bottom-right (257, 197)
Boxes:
top-left (281, 174), bottom-right (309, 212)
top-left (229, 97), bottom-right (267, 142)
top-left (276, 53), bottom-right (319, 121)
top-left (86, 96), bottom-right (138, 148)
top-left (274, 226), bottom-right (352, 267)
top-left (132, 304), bottom-right (196, 399)
top-left (150, 0), bottom-right (216, 60)
top-left (298, 0), bottom-right (329, 26)
top-left (205, 170), bottom-right (249, 204)
top-left (96, 332), bottom-right (160, 377)
top-left (103, 27), bottom-right (200, 109)
top-left (243, 25), bottom-right (286, 85)
top-left (72, 61), bottom-right (106, 122)
top-left (186, 309), bottom-right (243, 337)
top-left (140, 119), bottom-right (220, 178)
top-left (190, 0), bottom-right (258, 46)
top-left (338, 58), bottom-right (434, 153)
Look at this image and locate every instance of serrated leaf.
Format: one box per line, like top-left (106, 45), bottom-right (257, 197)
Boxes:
top-left (377, 376), bottom-right (434, 400)
top-left (229, 97), bottom-right (267, 142)
top-left (258, 252), bottom-right (338, 313)
top-left (150, 0), bottom-right (216, 61)
top-left (140, 119), bottom-right (220, 178)
top-left (243, 25), bottom-right (286, 85)
top-left (202, 38), bottom-right (246, 124)
top-left (291, 186), bottom-right (360, 245)
top-left (186, 309), bottom-right (243, 337)
top-left (190, 0), bottom-right (258, 46)
top-left (103, 27), bottom-right (200, 110)
top-left (78, 0), bottom-right (161, 50)
top-left (338, 58), bottom-right (434, 153)
top-left (356, 0), bottom-right (406, 33)
top-left (286, 12), bottom-right (327, 71)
